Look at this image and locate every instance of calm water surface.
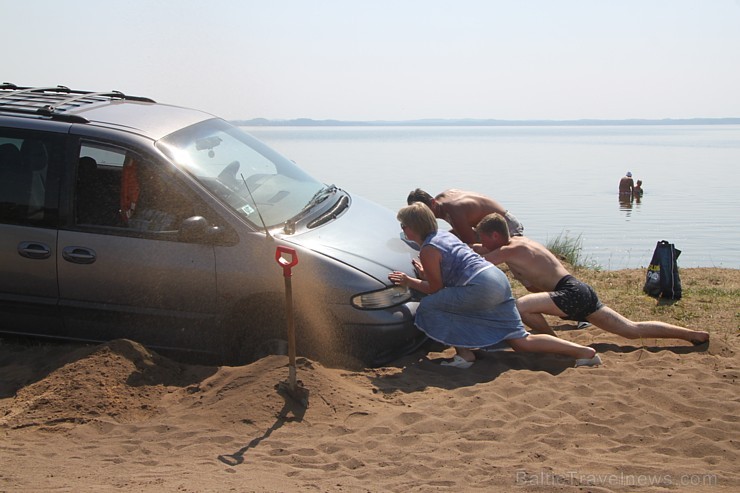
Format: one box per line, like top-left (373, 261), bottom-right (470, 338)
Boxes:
top-left (243, 125), bottom-right (739, 270)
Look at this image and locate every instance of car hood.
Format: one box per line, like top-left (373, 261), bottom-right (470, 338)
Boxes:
top-left (281, 193), bottom-right (418, 283)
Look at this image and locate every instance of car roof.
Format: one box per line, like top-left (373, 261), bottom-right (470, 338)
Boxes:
top-left (0, 83), bottom-right (214, 140)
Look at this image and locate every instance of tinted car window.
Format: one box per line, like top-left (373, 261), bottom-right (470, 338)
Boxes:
top-left (75, 142), bottom-right (127, 227)
top-left (0, 130), bottom-right (63, 227)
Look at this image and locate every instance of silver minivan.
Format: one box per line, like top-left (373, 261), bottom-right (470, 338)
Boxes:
top-left (0, 84), bottom-right (425, 367)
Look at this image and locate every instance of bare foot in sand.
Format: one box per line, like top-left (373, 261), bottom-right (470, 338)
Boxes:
top-left (691, 331), bottom-right (710, 345)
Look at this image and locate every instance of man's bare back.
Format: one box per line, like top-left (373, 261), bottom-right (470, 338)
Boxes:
top-left (435, 190), bottom-right (508, 244)
top-left (406, 188), bottom-right (524, 243)
top-left (482, 236), bottom-right (570, 293)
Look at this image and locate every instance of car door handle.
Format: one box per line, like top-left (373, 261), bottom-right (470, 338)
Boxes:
top-left (17, 241), bottom-right (52, 260)
top-left (62, 246), bottom-right (97, 264)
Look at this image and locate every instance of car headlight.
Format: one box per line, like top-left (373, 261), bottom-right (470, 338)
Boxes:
top-left (351, 285), bottom-right (412, 310)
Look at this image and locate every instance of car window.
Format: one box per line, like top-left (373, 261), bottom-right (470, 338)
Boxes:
top-left (0, 130), bottom-right (62, 227)
top-left (75, 141), bottom-right (215, 239)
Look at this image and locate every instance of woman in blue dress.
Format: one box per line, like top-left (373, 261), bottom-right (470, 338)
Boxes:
top-left (388, 202), bottom-right (601, 369)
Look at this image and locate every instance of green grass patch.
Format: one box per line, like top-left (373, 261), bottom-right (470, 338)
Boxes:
top-left (546, 231), bottom-right (600, 271)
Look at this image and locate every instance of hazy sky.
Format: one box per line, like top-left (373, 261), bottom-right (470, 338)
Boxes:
top-left (4, 0), bottom-right (740, 121)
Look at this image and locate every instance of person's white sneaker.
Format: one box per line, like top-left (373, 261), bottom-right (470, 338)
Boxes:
top-left (440, 355), bottom-right (474, 369)
top-left (575, 354), bottom-right (603, 367)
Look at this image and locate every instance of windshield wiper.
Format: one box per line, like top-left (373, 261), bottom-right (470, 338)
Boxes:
top-left (307, 194), bottom-right (350, 229)
top-left (302, 184), bottom-right (337, 212)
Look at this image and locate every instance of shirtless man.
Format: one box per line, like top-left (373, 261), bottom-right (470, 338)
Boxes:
top-left (473, 213), bottom-right (710, 345)
top-left (619, 171), bottom-right (634, 195)
top-left (406, 188), bottom-right (523, 244)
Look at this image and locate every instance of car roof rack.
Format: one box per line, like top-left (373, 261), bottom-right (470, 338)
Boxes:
top-left (0, 83), bottom-right (156, 123)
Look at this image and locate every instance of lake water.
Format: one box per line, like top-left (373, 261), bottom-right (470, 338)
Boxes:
top-left (242, 125), bottom-right (740, 270)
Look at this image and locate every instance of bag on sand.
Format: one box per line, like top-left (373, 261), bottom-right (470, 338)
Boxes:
top-left (643, 240), bottom-right (682, 300)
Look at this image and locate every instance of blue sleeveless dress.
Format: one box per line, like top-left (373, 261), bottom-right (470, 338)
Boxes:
top-left (414, 231), bottom-right (527, 348)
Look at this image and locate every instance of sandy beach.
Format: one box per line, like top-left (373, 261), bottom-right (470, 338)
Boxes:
top-left (1, 270), bottom-right (738, 492)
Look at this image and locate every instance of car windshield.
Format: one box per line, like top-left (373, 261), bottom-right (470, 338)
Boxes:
top-left (156, 118), bottom-right (325, 228)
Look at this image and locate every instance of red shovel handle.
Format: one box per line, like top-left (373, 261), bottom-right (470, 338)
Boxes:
top-left (275, 246), bottom-right (299, 277)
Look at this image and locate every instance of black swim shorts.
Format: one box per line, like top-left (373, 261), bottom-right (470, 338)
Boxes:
top-left (549, 275), bottom-right (604, 321)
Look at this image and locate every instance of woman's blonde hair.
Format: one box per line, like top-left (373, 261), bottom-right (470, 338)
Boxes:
top-left (397, 202), bottom-right (438, 240)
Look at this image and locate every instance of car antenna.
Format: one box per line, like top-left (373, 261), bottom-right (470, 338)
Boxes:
top-left (241, 173), bottom-right (273, 240)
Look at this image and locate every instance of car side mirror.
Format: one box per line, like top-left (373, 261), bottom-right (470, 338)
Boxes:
top-left (179, 216), bottom-right (221, 242)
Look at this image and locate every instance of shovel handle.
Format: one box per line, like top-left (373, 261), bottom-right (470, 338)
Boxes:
top-left (275, 246), bottom-right (299, 277)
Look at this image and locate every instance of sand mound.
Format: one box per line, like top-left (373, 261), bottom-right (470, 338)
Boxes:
top-left (0, 339), bottom-right (188, 428)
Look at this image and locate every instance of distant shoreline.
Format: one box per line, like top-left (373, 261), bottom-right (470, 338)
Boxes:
top-left (233, 117), bottom-right (740, 127)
